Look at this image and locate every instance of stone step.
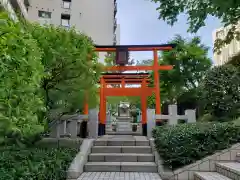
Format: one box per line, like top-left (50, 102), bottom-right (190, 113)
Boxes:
top-left (216, 162), bottom-right (240, 180)
top-left (194, 172), bottom-right (232, 180)
top-left (91, 146), bottom-right (152, 154)
top-left (94, 139), bottom-right (149, 146)
top-left (89, 153), bottom-right (154, 162)
top-left (117, 124), bottom-right (131, 126)
top-left (116, 119), bottom-right (132, 122)
top-left (107, 131), bottom-right (142, 135)
top-left (116, 116), bottom-right (131, 119)
top-left (117, 124), bottom-right (131, 127)
top-left (236, 153), bottom-right (240, 162)
top-left (84, 162), bottom-right (158, 172)
top-left (116, 130), bottom-right (133, 132)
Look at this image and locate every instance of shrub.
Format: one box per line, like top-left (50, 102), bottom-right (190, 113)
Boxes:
top-left (24, 22), bottom-right (102, 119)
top-left (0, 146), bottom-right (78, 180)
top-left (0, 13), bottom-right (45, 143)
top-left (152, 122), bottom-right (240, 170)
top-left (199, 65), bottom-right (240, 121)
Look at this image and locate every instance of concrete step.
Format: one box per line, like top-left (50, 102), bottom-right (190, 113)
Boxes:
top-left (117, 124), bottom-right (131, 128)
top-left (91, 146), bottom-right (152, 154)
top-left (84, 162), bottom-right (158, 172)
top-left (116, 118), bottom-right (132, 122)
top-left (117, 124), bottom-right (131, 127)
top-left (117, 121), bottom-right (131, 123)
top-left (94, 139), bottom-right (135, 146)
top-left (107, 131), bottom-right (142, 135)
top-left (89, 153), bottom-right (154, 162)
top-left (116, 129), bottom-right (132, 132)
top-left (236, 153), bottom-right (240, 162)
top-left (116, 116), bottom-right (131, 119)
top-left (194, 172), bottom-right (232, 180)
top-left (94, 139), bottom-right (149, 146)
top-left (216, 162), bottom-right (240, 180)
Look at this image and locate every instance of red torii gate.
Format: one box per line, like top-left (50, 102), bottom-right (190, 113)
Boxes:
top-left (84, 44), bottom-right (175, 136)
top-left (99, 73), bottom-right (153, 135)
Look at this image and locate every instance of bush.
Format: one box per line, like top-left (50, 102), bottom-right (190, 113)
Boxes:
top-left (199, 65), bottom-right (240, 121)
top-left (24, 22), bottom-right (102, 119)
top-left (0, 13), bottom-right (45, 143)
top-left (0, 146), bottom-right (78, 180)
top-left (152, 122), bottom-right (240, 170)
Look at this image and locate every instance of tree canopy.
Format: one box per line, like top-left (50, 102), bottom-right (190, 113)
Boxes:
top-left (159, 35), bottom-right (212, 103)
top-left (227, 52), bottom-right (240, 68)
top-left (0, 12), bottom-right (103, 143)
top-left (150, 0), bottom-right (240, 51)
top-left (24, 22), bottom-right (102, 119)
top-left (199, 64), bottom-right (240, 121)
top-left (0, 13), bottom-right (45, 141)
top-left (141, 35), bottom-right (211, 109)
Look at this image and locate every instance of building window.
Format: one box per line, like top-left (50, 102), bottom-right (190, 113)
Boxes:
top-left (38, 10), bottom-right (51, 18)
top-left (61, 14), bottom-right (70, 27)
top-left (63, 0), bottom-right (71, 9)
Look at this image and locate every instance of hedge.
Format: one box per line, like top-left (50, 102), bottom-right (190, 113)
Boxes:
top-left (152, 122), bottom-right (240, 170)
top-left (0, 146), bottom-right (78, 180)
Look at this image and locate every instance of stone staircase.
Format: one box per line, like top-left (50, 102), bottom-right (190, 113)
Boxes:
top-left (84, 135), bottom-right (158, 172)
top-left (116, 116), bottom-right (132, 133)
top-left (107, 116), bottom-right (142, 135)
top-left (194, 153), bottom-right (240, 180)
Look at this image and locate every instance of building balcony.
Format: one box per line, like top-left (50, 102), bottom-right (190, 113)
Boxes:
top-left (114, 1), bottom-right (117, 17)
top-left (114, 18), bottom-right (117, 32)
top-left (9, 0), bottom-right (28, 19)
top-left (113, 34), bottom-right (117, 45)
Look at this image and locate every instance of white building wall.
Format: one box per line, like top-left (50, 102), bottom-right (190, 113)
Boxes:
top-left (213, 24), bottom-right (240, 66)
top-left (27, 0), bottom-right (117, 64)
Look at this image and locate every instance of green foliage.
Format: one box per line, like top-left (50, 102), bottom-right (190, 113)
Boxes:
top-left (0, 13), bottom-right (45, 143)
top-left (104, 52), bottom-right (116, 66)
top-left (152, 122), bottom-right (240, 169)
top-left (0, 146), bottom-right (78, 180)
top-left (150, 0), bottom-right (240, 51)
top-left (24, 22), bottom-right (102, 118)
top-left (198, 113), bottom-right (214, 122)
top-left (143, 35), bottom-right (211, 107)
top-left (227, 52), bottom-right (240, 69)
top-left (159, 35), bottom-right (211, 103)
top-left (200, 64), bottom-right (240, 121)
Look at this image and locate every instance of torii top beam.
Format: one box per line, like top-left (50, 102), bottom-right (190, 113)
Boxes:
top-left (95, 44), bottom-right (176, 52)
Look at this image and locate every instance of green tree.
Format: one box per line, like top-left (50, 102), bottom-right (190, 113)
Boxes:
top-left (150, 0), bottom-right (240, 51)
top-left (25, 23), bottom-right (102, 120)
top-left (0, 13), bottom-right (45, 142)
top-left (200, 64), bottom-right (240, 121)
top-left (227, 52), bottom-right (240, 69)
top-left (141, 35), bottom-right (211, 108)
top-left (159, 35), bottom-right (211, 104)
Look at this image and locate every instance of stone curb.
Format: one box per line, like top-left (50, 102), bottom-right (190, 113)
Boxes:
top-left (67, 138), bottom-right (94, 179)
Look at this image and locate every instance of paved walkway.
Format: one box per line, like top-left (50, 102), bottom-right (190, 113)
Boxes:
top-left (78, 172), bottom-right (162, 180)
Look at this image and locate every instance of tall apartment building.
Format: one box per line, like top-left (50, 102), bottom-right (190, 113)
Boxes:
top-left (213, 24), bottom-right (240, 66)
top-left (0, 0), bottom-right (28, 20)
top-left (27, 0), bottom-right (119, 63)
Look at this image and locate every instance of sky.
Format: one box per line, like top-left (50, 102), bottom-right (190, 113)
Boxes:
top-left (116, 0), bottom-right (222, 62)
